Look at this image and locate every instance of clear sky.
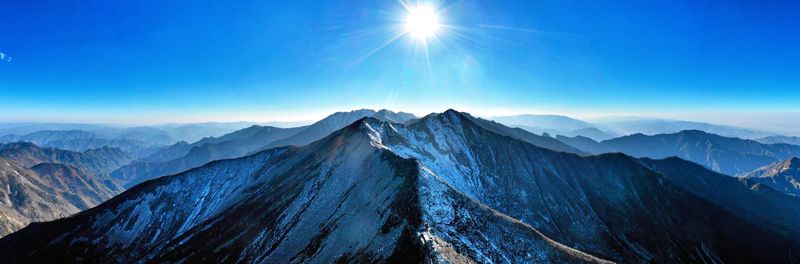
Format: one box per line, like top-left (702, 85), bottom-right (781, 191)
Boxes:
top-left (1, 0), bottom-right (799, 127)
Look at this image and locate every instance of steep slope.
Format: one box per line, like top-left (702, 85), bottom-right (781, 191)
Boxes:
top-left (367, 110), bottom-right (800, 262)
top-left (2, 111), bottom-right (798, 263)
top-left (640, 157), bottom-right (800, 237)
top-left (0, 120), bottom-right (604, 263)
top-left (111, 125), bottom-right (304, 188)
top-left (455, 113), bottom-right (586, 154)
top-left (0, 142), bottom-right (132, 173)
top-left (741, 157), bottom-right (800, 196)
top-left (599, 130), bottom-right (800, 175)
top-left (0, 159), bottom-right (117, 237)
top-left (263, 109), bottom-right (377, 149)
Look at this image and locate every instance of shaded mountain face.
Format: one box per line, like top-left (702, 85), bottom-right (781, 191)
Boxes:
top-left (0, 158), bottom-right (117, 237)
top-left (0, 142), bottom-right (132, 174)
top-left (0, 120), bottom-right (606, 263)
top-left (111, 125), bottom-right (305, 188)
top-left (639, 157), bottom-right (800, 238)
top-left (741, 157), bottom-right (800, 196)
top-left (757, 135), bottom-right (800, 146)
top-left (368, 111), bottom-right (800, 262)
top-left (558, 130), bottom-right (800, 176)
top-left (112, 109), bottom-right (415, 189)
top-left (3, 110), bottom-right (799, 263)
top-left (263, 109), bottom-right (378, 149)
top-left (454, 114), bottom-right (586, 155)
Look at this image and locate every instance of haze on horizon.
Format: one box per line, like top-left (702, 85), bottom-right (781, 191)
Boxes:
top-left (2, 1), bottom-right (798, 132)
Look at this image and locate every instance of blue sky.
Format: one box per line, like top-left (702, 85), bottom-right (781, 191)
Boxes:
top-left (1, 0), bottom-right (799, 126)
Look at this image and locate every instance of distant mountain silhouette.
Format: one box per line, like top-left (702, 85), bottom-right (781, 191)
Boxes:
top-left (4, 111), bottom-right (798, 262)
top-left (557, 130), bottom-right (800, 176)
top-left (0, 142), bottom-right (132, 174)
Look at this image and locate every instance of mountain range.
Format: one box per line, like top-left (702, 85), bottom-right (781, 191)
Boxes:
top-left (0, 130), bottom-right (162, 158)
top-left (1, 110), bottom-right (798, 263)
top-left (0, 122), bottom-right (259, 149)
top-left (490, 114), bottom-right (619, 141)
top-left (111, 110), bottom-right (418, 188)
top-left (557, 130), bottom-right (800, 176)
top-left (0, 142), bottom-right (132, 174)
top-left (589, 117), bottom-right (776, 139)
top-left (0, 158), bottom-right (118, 237)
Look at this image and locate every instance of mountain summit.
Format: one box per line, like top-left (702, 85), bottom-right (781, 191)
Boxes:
top-left (1, 110), bottom-right (798, 263)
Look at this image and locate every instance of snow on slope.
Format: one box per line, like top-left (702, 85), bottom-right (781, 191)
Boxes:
top-left (1, 110), bottom-right (798, 263)
top-left (0, 117), bottom-right (605, 263)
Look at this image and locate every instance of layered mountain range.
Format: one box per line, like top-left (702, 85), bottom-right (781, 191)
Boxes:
top-left (1, 110), bottom-right (798, 263)
top-left (556, 130), bottom-right (800, 176)
top-left (110, 110), bottom-right (415, 188)
top-left (0, 142), bottom-right (132, 174)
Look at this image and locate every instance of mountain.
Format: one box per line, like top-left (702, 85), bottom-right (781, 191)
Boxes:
top-left (591, 118), bottom-right (775, 139)
top-left (262, 109), bottom-right (378, 149)
top-left (111, 125), bottom-right (305, 188)
top-left (452, 113), bottom-right (586, 154)
top-left (490, 114), bottom-right (619, 141)
top-left (0, 118), bottom-right (607, 263)
top-left (741, 157), bottom-right (800, 196)
top-left (112, 109), bottom-right (415, 188)
top-left (491, 114), bottom-right (594, 131)
top-left (555, 135), bottom-right (607, 154)
top-left (137, 141), bottom-right (194, 162)
top-left (757, 135), bottom-right (800, 146)
top-left (155, 122), bottom-right (260, 143)
top-left (0, 130), bottom-right (163, 158)
top-left (558, 130), bottom-right (800, 176)
top-left (3, 110), bottom-right (798, 262)
top-left (639, 157), bottom-right (800, 237)
top-left (0, 142), bottom-right (133, 174)
top-left (0, 158), bottom-right (117, 237)
top-left (560, 127), bottom-right (618, 141)
top-left (371, 109), bottom-right (417, 123)
top-left (0, 122), bottom-right (261, 148)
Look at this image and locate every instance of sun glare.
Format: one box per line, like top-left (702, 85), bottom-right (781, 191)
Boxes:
top-left (404, 4), bottom-right (441, 40)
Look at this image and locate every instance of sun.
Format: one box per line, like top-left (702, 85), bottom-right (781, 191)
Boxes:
top-left (403, 4), bottom-right (442, 40)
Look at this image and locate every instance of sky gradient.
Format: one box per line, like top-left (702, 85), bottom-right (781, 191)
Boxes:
top-left (1, 0), bottom-right (799, 128)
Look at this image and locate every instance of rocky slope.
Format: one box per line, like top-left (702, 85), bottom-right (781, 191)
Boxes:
top-left (740, 157), bottom-right (800, 196)
top-left (0, 142), bottom-right (132, 174)
top-left (0, 158), bottom-right (117, 237)
top-left (1, 111), bottom-right (798, 263)
top-left (0, 118), bottom-right (606, 263)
